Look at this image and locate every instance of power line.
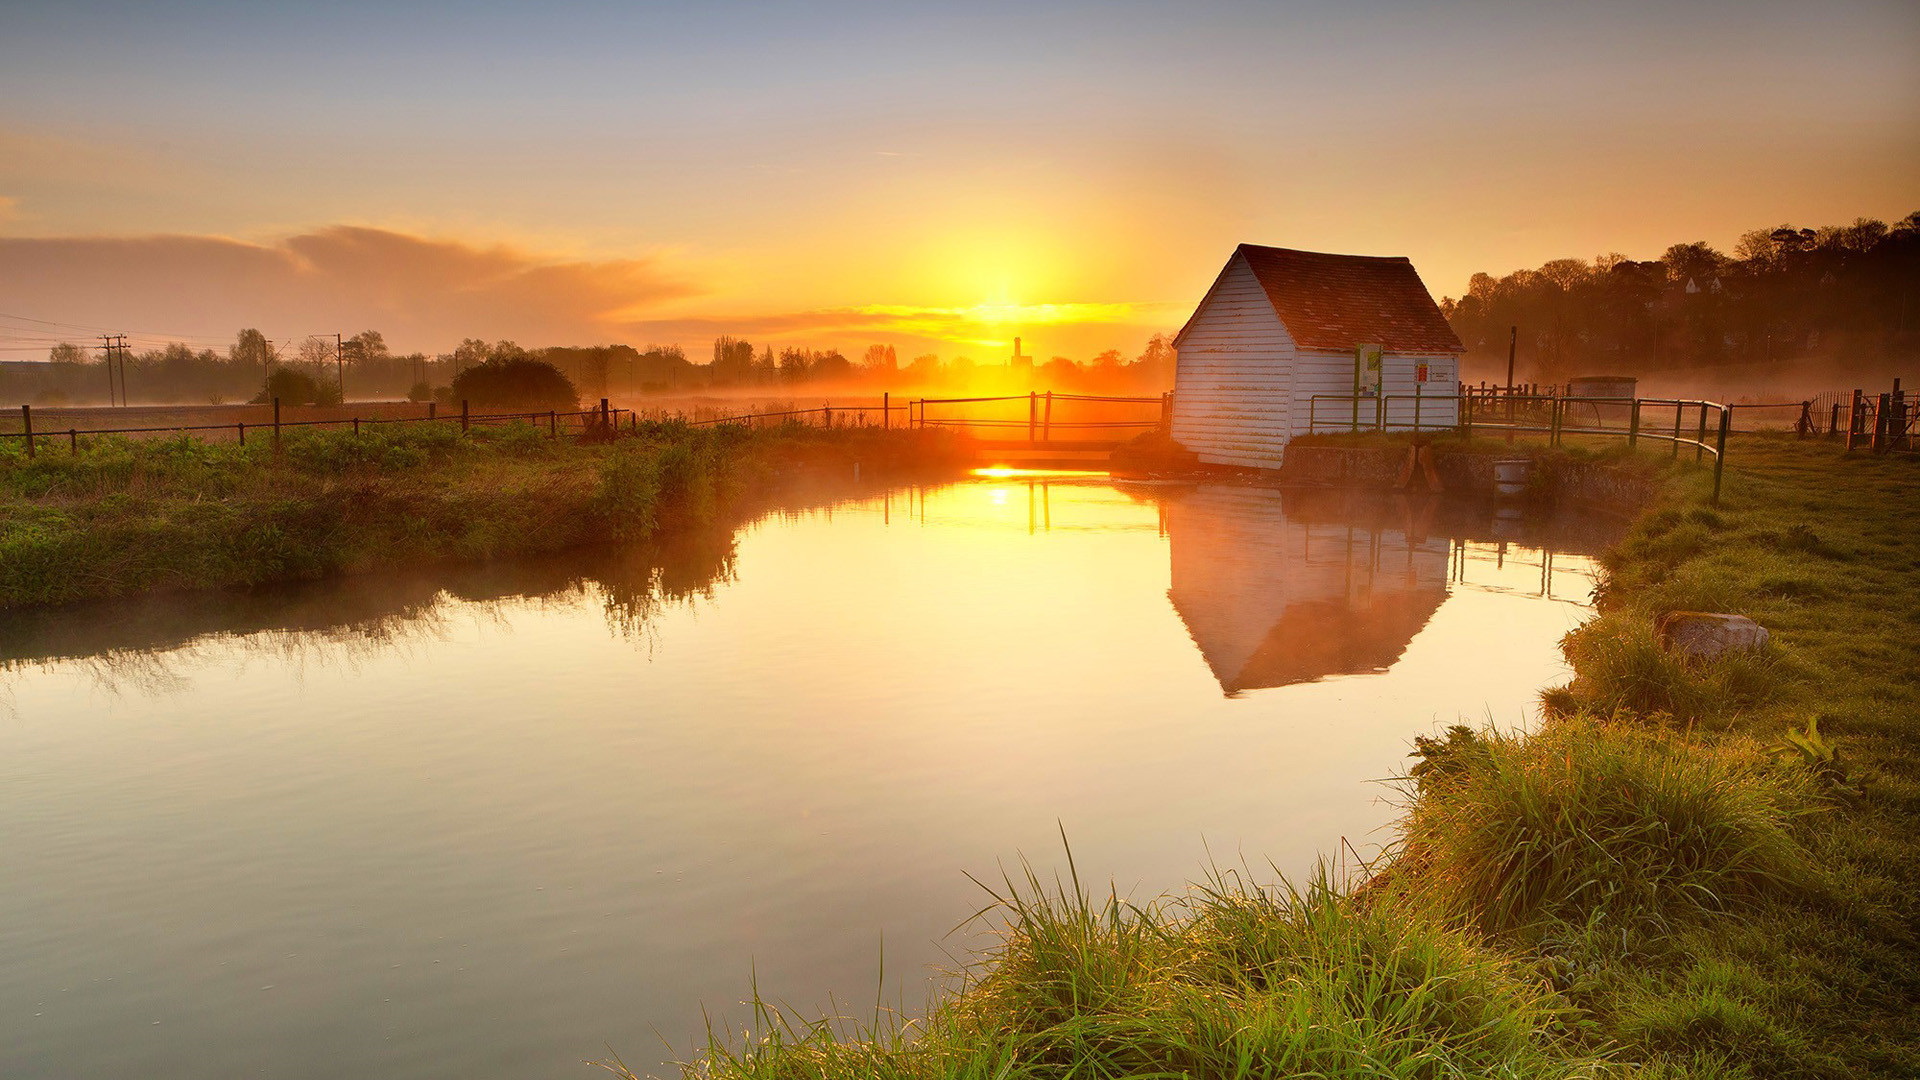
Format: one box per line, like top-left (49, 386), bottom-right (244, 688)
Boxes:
top-left (0, 309), bottom-right (233, 346)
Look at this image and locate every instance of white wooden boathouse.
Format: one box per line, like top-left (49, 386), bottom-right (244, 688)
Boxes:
top-left (1169, 244), bottom-right (1466, 469)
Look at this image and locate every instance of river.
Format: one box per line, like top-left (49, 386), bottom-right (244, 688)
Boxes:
top-left (0, 473), bottom-right (1615, 1079)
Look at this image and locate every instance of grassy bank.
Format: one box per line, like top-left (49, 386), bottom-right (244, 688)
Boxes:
top-left (0, 420), bottom-right (962, 609)
top-left (644, 435), bottom-right (1917, 1080)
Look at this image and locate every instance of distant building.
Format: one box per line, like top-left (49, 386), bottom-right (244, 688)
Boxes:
top-left (1170, 244), bottom-right (1465, 470)
top-left (1010, 336), bottom-right (1033, 373)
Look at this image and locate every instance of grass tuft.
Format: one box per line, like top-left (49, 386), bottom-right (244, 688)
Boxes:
top-left (1394, 719), bottom-right (1822, 935)
top-left (636, 860), bottom-right (1600, 1080)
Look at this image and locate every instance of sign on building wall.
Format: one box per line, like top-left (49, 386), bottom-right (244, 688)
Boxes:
top-left (1354, 344), bottom-right (1383, 397)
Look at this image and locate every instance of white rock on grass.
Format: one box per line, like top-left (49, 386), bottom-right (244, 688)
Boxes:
top-left (1655, 611), bottom-right (1770, 661)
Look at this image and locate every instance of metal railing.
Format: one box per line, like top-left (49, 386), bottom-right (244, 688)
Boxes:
top-left (1304, 391), bottom-right (1734, 503)
top-left (910, 391), bottom-right (1168, 445)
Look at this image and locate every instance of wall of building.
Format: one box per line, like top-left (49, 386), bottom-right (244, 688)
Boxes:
top-left (1170, 254), bottom-right (1296, 469)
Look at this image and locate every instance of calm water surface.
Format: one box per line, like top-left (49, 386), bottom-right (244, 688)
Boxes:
top-left (0, 477), bottom-right (1614, 1080)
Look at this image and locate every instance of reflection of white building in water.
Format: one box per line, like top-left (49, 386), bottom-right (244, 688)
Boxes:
top-left (1166, 486), bottom-right (1451, 695)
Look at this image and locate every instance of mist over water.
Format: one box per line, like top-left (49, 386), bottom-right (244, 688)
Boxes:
top-left (0, 477), bottom-right (1616, 1080)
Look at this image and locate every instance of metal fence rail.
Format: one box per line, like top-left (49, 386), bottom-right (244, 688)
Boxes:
top-left (912, 390), bottom-right (1167, 446)
top-left (1305, 392), bottom-right (1735, 503)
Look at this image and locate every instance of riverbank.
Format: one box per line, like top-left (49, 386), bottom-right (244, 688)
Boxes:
top-left (0, 421), bottom-right (963, 609)
top-left (1113, 429), bottom-right (1678, 509)
top-left (651, 434), bottom-right (1918, 1080)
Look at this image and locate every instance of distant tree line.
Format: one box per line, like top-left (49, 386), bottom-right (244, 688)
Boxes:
top-left (1444, 211), bottom-right (1920, 381)
top-left (4, 327), bottom-right (1176, 406)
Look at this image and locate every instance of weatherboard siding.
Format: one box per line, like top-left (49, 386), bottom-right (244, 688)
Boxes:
top-left (1171, 254), bottom-right (1298, 469)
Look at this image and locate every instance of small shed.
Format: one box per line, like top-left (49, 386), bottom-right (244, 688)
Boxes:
top-left (1169, 244), bottom-right (1465, 470)
top-left (1567, 375), bottom-right (1637, 400)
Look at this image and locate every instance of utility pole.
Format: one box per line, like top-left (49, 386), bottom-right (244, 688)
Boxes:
top-left (100, 334), bottom-right (116, 406)
top-left (99, 334), bottom-right (129, 406)
top-left (335, 333), bottom-right (346, 404)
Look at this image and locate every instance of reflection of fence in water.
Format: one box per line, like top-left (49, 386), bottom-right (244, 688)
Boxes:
top-left (1449, 539), bottom-right (1596, 604)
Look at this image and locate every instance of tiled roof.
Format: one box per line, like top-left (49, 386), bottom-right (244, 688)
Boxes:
top-left (1197, 244), bottom-right (1465, 354)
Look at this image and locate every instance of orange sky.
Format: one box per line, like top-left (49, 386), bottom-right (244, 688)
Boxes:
top-left (1, 1), bottom-right (1915, 361)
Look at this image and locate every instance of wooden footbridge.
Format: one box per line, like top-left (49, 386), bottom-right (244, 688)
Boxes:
top-left (910, 391), bottom-right (1170, 466)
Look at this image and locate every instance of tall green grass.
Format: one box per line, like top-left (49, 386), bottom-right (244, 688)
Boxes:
top-left (638, 857), bottom-right (1599, 1080)
top-left (0, 420), bottom-right (960, 608)
top-left (1394, 719), bottom-right (1821, 935)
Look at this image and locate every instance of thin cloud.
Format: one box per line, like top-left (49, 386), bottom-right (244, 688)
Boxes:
top-left (0, 226), bottom-right (696, 352)
top-left (617, 300), bottom-right (1179, 346)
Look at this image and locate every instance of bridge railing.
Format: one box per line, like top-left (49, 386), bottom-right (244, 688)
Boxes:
top-left (912, 391), bottom-right (1168, 445)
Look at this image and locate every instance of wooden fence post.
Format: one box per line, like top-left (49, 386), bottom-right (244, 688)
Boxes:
top-left (600, 398), bottom-right (610, 434)
top-left (1846, 389), bottom-right (1861, 451)
top-left (461, 399), bottom-right (469, 433)
top-left (238, 422), bottom-right (245, 447)
top-left (883, 391), bottom-right (890, 430)
top-left (353, 417), bottom-right (360, 437)
top-left (428, 402), bottom-right (437, 421)
top-left (1413, 382), bottom-right (1422, 432)
top-left (1671, 402), bottom-right (1684, 458)
top-left (549, 410), bottom-right (556, 438)
top-left (1043, 390), bottom-right (1053, 443)
top-left (1711, 407), bottom-right (1731, 505)
top-left (68, 429), bottom-right (76, 452)
top-left (1696, 402), bottom-right (1709, 461)
top-left (1029, 391), bottom-right (1037, 446)
top-left (272, 397), bottom-right (282, 452)
top-left (1829, 402), bottom-right (1840, 437)
top-left (21, 404), bottom-right (33, 459)
top-left (1628, 398), bottom-right (1640, 448)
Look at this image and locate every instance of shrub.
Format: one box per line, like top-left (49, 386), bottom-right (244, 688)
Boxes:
top-left (251, 366), bottom-right (340, 406)
top-left (449, 358), bottom-right (578, 411)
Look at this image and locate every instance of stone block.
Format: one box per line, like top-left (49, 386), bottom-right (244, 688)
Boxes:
top-left (1655, 611), bottom-right (1770, 661)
